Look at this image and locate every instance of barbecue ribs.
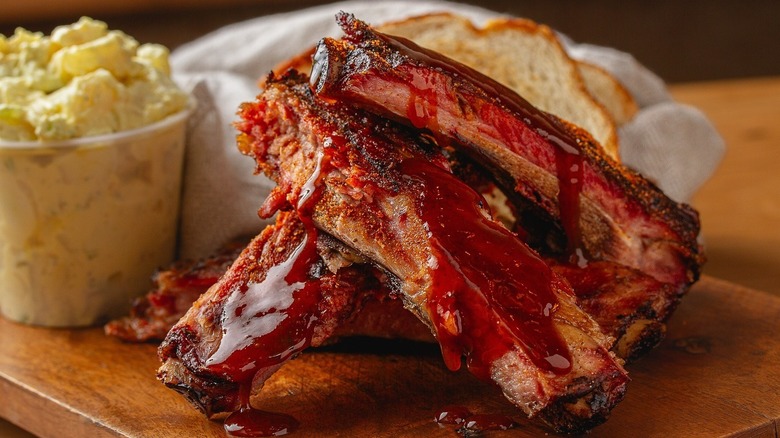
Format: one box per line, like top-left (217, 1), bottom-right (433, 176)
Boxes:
top-left (310, 13), bottom-right (703, 289)
top-left (160, 73), bottom-right (630, 433)
top-left (156, 13), bottom-right (705, 435)
top-left (158, 210), bottom-right (395, 416)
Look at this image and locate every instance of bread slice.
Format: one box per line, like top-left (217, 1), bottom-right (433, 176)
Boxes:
top-left (577, 61), bottom-right (638, 126)
top-left (376, 13), bottom-right (624, 160)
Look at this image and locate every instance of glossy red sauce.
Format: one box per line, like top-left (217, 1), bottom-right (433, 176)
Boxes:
top-left (205, 151), bottom-right (327, 382)
top-left (461, 414), bottom-right (517, 432)
top-left (435, 405), bottom-right (473, 425)
top-left (224, 384), bottom-right (299, 437)
top-left (435, 405), bottom-right (517, 433)
top-left (554, 144), bottom-right (587, 267)
top-left (202, 230), bottom-right (321, 382)
top-left (400, 158), bottom-right (572, 377)
top-left (209, 146), bottom-right (333, 436)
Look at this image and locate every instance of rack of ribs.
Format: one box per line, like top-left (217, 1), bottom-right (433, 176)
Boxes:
top-left (156, 13), bottom-right (704, 435)
top-left (310, 13), bottom-right (703, 290)
top-left (159, 73), bottom-right (632, 433)
top-left (307, 12), bottom-right (704, 361)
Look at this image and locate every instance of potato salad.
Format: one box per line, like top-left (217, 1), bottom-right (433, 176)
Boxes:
top-left (0, 18), bottom-right (190, 326)
top-left (0, 17), bottom-right (188, 141)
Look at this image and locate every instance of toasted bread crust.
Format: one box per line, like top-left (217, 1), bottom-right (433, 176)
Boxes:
top-left (577, 61), bottom-right (639, 126)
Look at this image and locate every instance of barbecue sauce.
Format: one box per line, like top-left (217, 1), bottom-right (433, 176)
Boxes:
top-left (400, 158), bottom-right (572, 377)
top-left (224, 383), bottom-right (299, 437)
top-left (435, 405), bottom-right (517, 434)
top-left (461, 414), bottom-right (517, 432)
top-left (205, 151), bottom-right (326, 382)
top-left (211, 229), bottom-right (317, 437)
top-left (369, 24), bottom-right (588, 263)
top-left (211, 149), bottom-right (331, 436)
top-left (203, 228), bottom-right (321, 381)
top-left (435, 405), bottom-right (473, 425)
top-left (554, 143), bottom-right (587, 267)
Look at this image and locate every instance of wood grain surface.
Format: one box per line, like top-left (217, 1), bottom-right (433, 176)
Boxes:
top-left (1, 276), bottom-right (779, 437)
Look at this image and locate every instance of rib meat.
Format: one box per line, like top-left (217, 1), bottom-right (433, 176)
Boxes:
top-left (110, 227), bottom-right (669, 363)
top-left (550, 260), bottom-right (679, 361)
top-left (109, 224), bottom-right (671, 363)
top-left (447, 153), bottom-right (683, 360)
top-left (309, 13), bottom-right (704, 291)
top-left (231, 73), bottom-right (628, 433)
top-left (158, 210), bottom-right (390, 416)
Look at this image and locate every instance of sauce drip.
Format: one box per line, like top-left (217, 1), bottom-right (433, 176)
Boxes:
top-left (373, 28), bottom-right (587, 262)
top-left (554, 142), bottom-right (587, 267)
top-left (434, 405), bottom-right (517, 434)
top-left (435, 405), bottom-right (473, 425)
top-left (212, 143), bottom-right (331, 436)
top-left (203, 230), bottom-right (321, 381)
top-left (224, 384), bottom-right (299, 437)
top-left (461, 414), bottom-right (517, 432)
top-left (400, 158), bottom-right (572, 377)
top-left (205, 152), bottom-right (327, 382)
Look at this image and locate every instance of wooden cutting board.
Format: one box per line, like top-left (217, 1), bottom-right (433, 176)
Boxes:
top-left (1, 275), bottom-right (779, 437)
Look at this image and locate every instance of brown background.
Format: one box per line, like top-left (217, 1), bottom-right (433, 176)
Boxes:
top-left (2, 0), bottom-right (779, 83)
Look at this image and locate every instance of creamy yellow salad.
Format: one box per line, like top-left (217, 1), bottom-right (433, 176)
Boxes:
top-left (0, 17), bottom-right (188, 141)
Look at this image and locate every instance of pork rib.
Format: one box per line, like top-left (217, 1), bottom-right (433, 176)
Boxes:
top-left (157, 210), bottom-right (388, 416)
top-left (106, 231), bottom-right (429, 345)
top-left (111, 230), bottom-right (669, 363)
top-left (234, 73), bottom-right (628, 433)
top-left (309, 13), bottom-right (704, 291)
top-left (550, 260), bottom-right (679, 361)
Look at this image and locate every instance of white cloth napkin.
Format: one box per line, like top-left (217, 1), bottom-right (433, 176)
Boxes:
top-left (171, 0), bottom-right (725, 260)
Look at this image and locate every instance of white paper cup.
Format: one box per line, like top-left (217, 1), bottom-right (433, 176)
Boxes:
top-left (0, 108), bottom-right (190, 327)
